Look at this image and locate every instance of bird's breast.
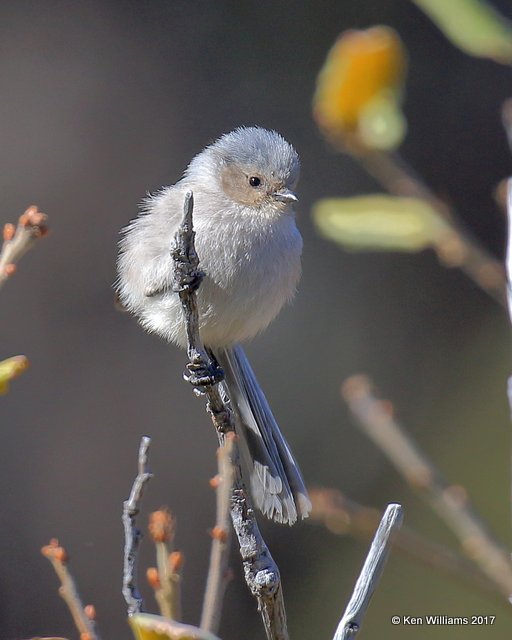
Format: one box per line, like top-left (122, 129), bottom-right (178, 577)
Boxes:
top-left (192, 212), bottom-right (303, 346)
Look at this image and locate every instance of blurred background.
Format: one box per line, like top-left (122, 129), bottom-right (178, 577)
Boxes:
top-left (1, 0), bottom-right (512, 638)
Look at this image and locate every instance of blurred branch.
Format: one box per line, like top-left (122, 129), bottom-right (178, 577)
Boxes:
top-left (0, 205), bottom-right (48, 292)
top-left (333, 503), bottom-right (403, 639)
top-left (310, 487), bottom-right (506, 603)
top-left (504, 176), bottom-right (512, 531)
top-left (172, 191), bottom-right (288, 640)
top-left (147, 509), bottom-right (183, 620)
top-left (41, 539), bottom-right (100, 640)
top-left (502, 99), bottom-right (512, 158)
top-left (342, 375), bottom-right (512, 602)
top-left (123, 436), bottom-right (154, 616)
top-left (353, 146), bottom-right (507, 307)
top-left (201, 434), bottom-right (235, 635)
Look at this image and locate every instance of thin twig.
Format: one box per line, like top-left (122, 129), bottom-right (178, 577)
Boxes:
top-left (352, 146), bottom-right (507, 307)
top-left (333, 503), bottom-right (403, 639)
top-left (310, 487), bottom-right (506, 604)
top-left (41, 539), bottom-right (101, 640)
top-left (0, 205), bottom-right (48, 291)
top-left (172, 191), bottom-right (289, 640)
top-left (201, 433), bottom-right (235, 634)
top-left (342, 375), bottom-right (512, 602)
top-left (123, 436), bottom-right (153, 615)
top-left (505, 179), bottom-right (512, 528)
top-left (147, 509), bottom-right (183, 620)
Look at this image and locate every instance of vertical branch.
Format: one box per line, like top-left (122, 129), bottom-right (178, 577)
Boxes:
top-left (201, 433), bottom-right (235, 634)
top-left (342, 375), bottom-right (512, 602)
top-left (171, 190), bottom-right (289, 640)
top-left (333, 504), bottom-right (403, 639)
top-left (122, 436), bottom-right (153, 615)
top-left (147, 509), bottom-right (184, 620)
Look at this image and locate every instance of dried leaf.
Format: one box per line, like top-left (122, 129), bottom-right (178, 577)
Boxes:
top-left (129, 613), bottom-right (221, 640)
top-left (0, 355), bottom-right (29, 394)
top-left (413, 0), bottom-right (512, 64)
top-left (313, 195), bottom-right (450, 252)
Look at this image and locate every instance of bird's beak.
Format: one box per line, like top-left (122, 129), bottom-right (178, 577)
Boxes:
top-left (273, 188), bottom-right (298, 204)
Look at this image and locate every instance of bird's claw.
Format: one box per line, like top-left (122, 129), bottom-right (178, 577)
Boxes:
top-left (184, 360), bottom-right (224, 388)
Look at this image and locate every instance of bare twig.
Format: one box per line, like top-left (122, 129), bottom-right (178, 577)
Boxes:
top-left (201, 433), bottom-right (235, 634)
top-left (333, 503), bottom-right (403, 639)
top-left (350, 145), bottom-right (507, 307)
top-left (505, 179), bottom-right (512, 526)
top-left (123, 436), bottom-right (153, 615)
top-left (502, 99), bottom-right (512, 159)
top-left (310, 487), bottom-right (505, 603)
top-left (0, 205), bottom-right (48, 291)
top-left (41, 539), bottom-right (101, 640)
top-left (342, 375), bottom-right (512, 602)
top-left (506, 179), bottom-right (512, 323)
top-left (172, 191), bottom-right (289, 640)
top-left (147, 509), bottom-right (184, 620)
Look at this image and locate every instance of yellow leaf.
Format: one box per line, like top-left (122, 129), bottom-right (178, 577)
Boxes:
top-left (313, 26), bottom-right (406, 148)
top-left (413, 0), bottom-right (512, 64)
top-left (129, 614), bottom-right (221, 640)
top-left (0, 355), bottom-right (29, 395)
top-left (313, 196), bottom-right (450, 252)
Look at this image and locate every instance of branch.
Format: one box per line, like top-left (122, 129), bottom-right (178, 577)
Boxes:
top-left (41, 539), bottom-right (101, 640)
top-left (505, 179), bottom-right (512, 528)
top-left (172, 191), bottom-right (289, 640)
top-left (333, 503), bottom-right (403, 640)
top-left (123, 436), bottom-right (153, 615)
top-left (506, 178), bottom-right (512, 323)
top-left (201, 433), bottom-right (235, 634)
top-left (310, 487), bottom-right (506, 603)
top-left (349, 145), bottom-right (507, 307)
top-left (342, 375), bottom-right (512, 602)
top-left (147, 509), bottom-right (184, 620)
top-left (0, 205), bottom-right (48, 291)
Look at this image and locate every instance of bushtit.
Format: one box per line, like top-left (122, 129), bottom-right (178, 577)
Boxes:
top-left (116, 127), bottom-right (310, 525)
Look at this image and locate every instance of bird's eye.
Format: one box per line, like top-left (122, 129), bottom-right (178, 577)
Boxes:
top-left (249, 176), bottom-right (261, 187)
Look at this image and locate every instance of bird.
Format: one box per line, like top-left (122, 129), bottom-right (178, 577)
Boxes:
top-left (116, 126), bottom-right (311, 525)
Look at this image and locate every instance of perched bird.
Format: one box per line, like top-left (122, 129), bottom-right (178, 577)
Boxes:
top-left (116, 126), bottom-right (310, 524)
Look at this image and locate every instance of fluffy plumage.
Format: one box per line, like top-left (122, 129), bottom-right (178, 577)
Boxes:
top-left (116, 127), bottom-right (310, 524)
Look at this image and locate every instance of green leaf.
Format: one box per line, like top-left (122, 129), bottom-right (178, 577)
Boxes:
top-left (313, 195), bottom-right (450, 252)
top-left (412, 0), bottom-right (512, 64)
top-left (129, 614), bottom-right (222, 640)
top-left (0, 355), bottom-right (29, 394)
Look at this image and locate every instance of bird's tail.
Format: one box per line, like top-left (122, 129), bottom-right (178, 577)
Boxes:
top-left (212, 344), bottom-right (311, 525)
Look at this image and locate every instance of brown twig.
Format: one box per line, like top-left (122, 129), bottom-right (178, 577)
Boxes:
top-left (342, 374), bottom-right (512, 603)
top-left (122, 436), bottom-right (154, 615)
top-left (172, 191), bottom-right (289, 640)
top-left (333, 503), bottom-right (403, 639)
top-left (310, 487), bottom-right (506, 603)
top-left (147, 509), bottom-right (184, 620)
top-left (41, 539), bottom-right (100, 640)
top-left (349, 145), bottom-right (507, 307)
top-left (0, 205), bottom-right (48, 291)
top-left (201, 433), bottom-right (235, 634)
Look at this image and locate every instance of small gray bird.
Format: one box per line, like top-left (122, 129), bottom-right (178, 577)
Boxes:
top-left (116, 126), bottom-right (311, 524)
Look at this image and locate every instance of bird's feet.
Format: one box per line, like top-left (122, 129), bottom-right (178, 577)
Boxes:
top-left (184, 350), bottom-right (224, 388)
